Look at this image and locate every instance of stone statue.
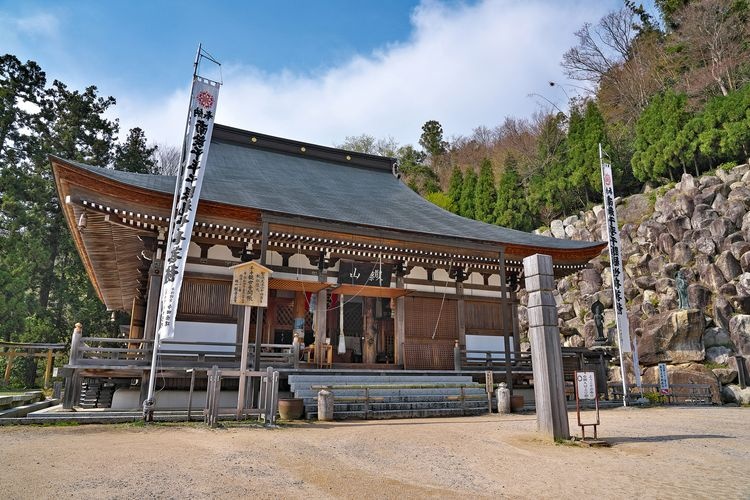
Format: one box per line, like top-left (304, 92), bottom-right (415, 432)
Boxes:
top-left (591, 300), bottom-right (606, 343)
top-left (676, 269), bottom-right (689, 309)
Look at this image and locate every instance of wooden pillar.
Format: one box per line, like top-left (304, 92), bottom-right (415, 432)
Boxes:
top-left (499, 249), bottom-right (513, 391)
top-left (142, 259), bottom-right (163, 342)
top-left (43, 349), bottom-right (54, 389)
top-left (455, 268), bottom-right (466, 352)
top-left (3, 349), bottom-right (16, 384)
top-left (363, 297), bottom-right (377, 364)
top-left (394, 270), bottom-right (406, 366)
top-left (293, 291), bottom-right (306, 341)
top-left (314, 289), bottom-right (327, 364)
top-left (253, 222), bottom-right (269, 371)
top-left (524, 253), bottom-right (569, 441)
top-left (64, 323), bottom-right (83, 410)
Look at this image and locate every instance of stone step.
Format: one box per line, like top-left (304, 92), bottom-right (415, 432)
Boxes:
top-left (294, 387), bottom-right (488, 398)
top-left (305, 400), bottom-right (489, 413)
top-left (308, 407), bottom-right (488, 420)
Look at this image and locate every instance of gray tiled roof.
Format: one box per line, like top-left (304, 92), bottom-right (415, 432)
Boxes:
top-left (56, 130), bottom-right (602, 252)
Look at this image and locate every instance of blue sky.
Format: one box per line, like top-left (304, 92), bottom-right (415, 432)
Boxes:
top-left (1, 0), bottom-right (638, 149)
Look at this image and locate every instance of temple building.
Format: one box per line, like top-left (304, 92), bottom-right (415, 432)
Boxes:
top-left (51, 123), bottom-right (605, 411)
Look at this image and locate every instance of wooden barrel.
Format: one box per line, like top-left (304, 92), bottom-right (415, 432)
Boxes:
top-left (510, 395), bottom-right (524, 412)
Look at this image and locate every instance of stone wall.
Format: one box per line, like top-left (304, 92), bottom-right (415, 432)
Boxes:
top-left (518, 162), bottom-right (750, 404)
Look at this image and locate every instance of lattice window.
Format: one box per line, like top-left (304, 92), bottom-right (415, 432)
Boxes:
top-left (276, 303), bottom-right (294, 329)
top-left (403, 340), bottom-right (454, 370)
top-left (404, 296), bottom-right (457, 340)
top-left (177, 278), bottom-right (236, 323)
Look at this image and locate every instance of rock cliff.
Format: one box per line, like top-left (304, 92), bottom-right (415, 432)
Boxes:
top-left (519, 162), bottom-right (750, 404)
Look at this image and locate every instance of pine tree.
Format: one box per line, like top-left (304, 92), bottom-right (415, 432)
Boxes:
top-left (447, 166), bottom-right (463, 212)
top-left (458, 169), bottom-right (477, 219)
top-left (114, 127), bottom-right (157, 174)
top-left (494, 154), bottom-right (534, 231)
top-left (474, 158), bottom-right (496, 222)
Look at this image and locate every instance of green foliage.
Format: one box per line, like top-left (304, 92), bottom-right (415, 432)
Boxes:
top-left (0, 54), bottom-right (124, 359)
top-left (458, 168), bottom-right (477, 219)
top-left (447, 166), bottom-right (463, 212)
top-left (473, 158), bottom-right (496, 223)
top-left (114, 127), bottom-right (157, 174)
top-left (419, 120), bottom-right (448, 158)
top-left (631, 90), bottom-right (693, 182)
top-left (494, 154), bottom-right (535, 231)
top-left (424, 191), bottom-right (455, 212)
top-left (565, 101), bottom-right (610, 204)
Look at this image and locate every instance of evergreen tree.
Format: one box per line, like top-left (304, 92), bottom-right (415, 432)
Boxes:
top-left (474, 158), bottom-right (496, 222)
top-left (494, 154), bottom-right (534, 231)
top-left (631, 90), bottom-right (692, 182)
top-left (419, 120), bottom-right (448, 157)
top-left (0, 55), bottom-right (116, 383)
top-left (447, 166), bottom-right (463, 213)
top-left (114, 127), bottom-right (157, 174)
top-left (458, 169), bottom-right (477, 219)
top-left (565, 100), bottom-right (610, 205)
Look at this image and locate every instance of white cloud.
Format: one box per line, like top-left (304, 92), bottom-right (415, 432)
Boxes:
top-left (0, 12), bottom-right (60, 40)
top-left (118, 0), bottom-right (617, 149)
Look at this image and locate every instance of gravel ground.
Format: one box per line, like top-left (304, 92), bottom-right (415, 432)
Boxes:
top-left (0, 406), bottom-right (747, 499)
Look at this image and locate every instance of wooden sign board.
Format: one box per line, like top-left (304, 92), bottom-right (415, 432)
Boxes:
top-left (229, 261), bottom-right (272, 307)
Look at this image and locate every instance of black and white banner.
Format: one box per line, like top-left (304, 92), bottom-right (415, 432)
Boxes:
top-left (158, 77), bottom-right (220, 339)
top-left (600, 161), bottom-right (631, 353)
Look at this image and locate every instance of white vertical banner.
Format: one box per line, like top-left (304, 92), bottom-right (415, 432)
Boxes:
top-left (158, 77), bottom-right (220, 339)
top-left (600, 159), bottom-right (631, 353)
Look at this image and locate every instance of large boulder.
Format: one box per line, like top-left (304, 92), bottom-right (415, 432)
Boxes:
top-left (721, 385), bottom-right (750, 405)
top-left (706, 346), bottom-right (733, 365)
top-left (687, 284), bottom-right (711, 311)
top-left (712, 368), bottom-right (737, 385)
top-left (700, 264), bottom-right (727, 291)
top-left (691, 204), bottom-right (718, 230)
top-left (716, 251), bottom-right (743, 282)
top-left (703, 327), bottom-right (733, 348)
top-left (579, 268), bottom-right (603, 296)
top-left (665, 216), bottom-right (692, 241)
top-left (713, 296), bottom-right (734, 331)
top-left (550, 219), bottom-right (566, 239)
top-left (670, 242), bottom-right (693, 266)
top-left (642, 363), bottom-right (720, 404)
top-left (638, 309), bottom-right (705, 365)
top-left (728, 315), bottom-right (750, 356)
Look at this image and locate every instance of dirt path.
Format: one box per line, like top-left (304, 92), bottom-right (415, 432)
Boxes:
top-left (1, 407), bottom-right (747, 499)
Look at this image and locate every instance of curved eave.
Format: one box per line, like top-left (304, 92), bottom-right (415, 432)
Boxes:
top-left (52, 155), bottom-right (606, 298)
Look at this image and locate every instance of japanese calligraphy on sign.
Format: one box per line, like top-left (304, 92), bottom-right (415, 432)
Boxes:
top-left (658, 363), bottom-right (670, 394)
top-left (157, 76), bottom-right (220, 340)
top-left (229, 261), bottom-right (272, 307)
top-left (338, 260), bottom-right (393, 287)
top-left (575, 371), bottom-right (597, 400)
top-left (600, 161), bottom-right (631, 353)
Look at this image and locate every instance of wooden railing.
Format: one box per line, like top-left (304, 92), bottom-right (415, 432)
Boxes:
top-left (68, 335), bottom-right (298, 369)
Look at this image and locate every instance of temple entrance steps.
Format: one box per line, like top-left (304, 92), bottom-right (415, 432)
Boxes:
top-left (288, 374), bottom-right (492, 420)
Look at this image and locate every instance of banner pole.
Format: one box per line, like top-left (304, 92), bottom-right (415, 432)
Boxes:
top-left (599, 143), bottom-right (629, 408)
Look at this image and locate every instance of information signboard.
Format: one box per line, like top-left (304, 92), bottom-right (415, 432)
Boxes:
top-left (576, 371), bottom-right (597, 400)
top-left (658, 362), bottom-right (670, 394)
top-left (230, 261), bottom-right (272, 307)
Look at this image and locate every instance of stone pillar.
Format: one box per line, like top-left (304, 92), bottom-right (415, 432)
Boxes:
top-left (523, 254), bottom-right (569, 440)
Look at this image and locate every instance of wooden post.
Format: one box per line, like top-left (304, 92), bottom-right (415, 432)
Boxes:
top-left (363, 297), bottom-right (377, 364)
top-left (142, 259), bottom-right (163, 342)
top-left (3, 349), bottom-right (16, 385)
top-left (314, 289), bottom-right (327, 365)
top-left (69, 323), bottom-right (82, 365)
top-left (253, 222), bottom-right (269, 372)
top-left (394, 271), bottom-right (406, 366)
top-left (237, 305), bottom-right (253, 419)
top-left (63, 323), bottom-right (83, 409)
top-left (454, 340), bottom-right (461, 371)
top-left (524, 254), bottom-right (570, 441)
top-left (499, 249), bottom-right (513, 392)
top-left (43, 349), bottom-right (54, 389)
top-left (456, 273), bottom-right (466, 351)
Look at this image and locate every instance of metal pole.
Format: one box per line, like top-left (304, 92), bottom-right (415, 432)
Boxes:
top-left (599, 143), bottom-right (628, 408)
